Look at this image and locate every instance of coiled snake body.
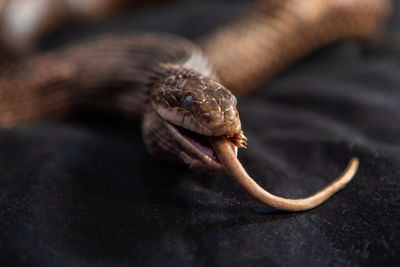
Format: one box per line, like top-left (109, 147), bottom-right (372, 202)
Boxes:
top-left (0, 0), bottom-right (392, 211)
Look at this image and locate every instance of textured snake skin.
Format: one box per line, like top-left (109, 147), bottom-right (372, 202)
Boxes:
top-left (201, 0), bottom-right (392, 96)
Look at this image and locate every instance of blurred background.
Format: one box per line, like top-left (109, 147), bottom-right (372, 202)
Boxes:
top-left (0, 0), bottom-right (398, 51)
top-left (0, 0), bottom-right (399, 266)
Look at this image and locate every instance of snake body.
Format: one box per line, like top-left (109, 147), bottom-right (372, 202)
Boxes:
top-left (202, 0), bottom-right (391, 96)
top-left (0, 0), bottom-right (392, 211)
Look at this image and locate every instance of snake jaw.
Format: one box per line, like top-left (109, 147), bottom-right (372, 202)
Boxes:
top-left (171, 122), bottom-right (239, 170)
top-left (149, 100), bottom-right (242, 171)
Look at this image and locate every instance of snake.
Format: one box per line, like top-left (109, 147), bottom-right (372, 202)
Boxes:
top-left (0, 0), bottom-right (392, 211)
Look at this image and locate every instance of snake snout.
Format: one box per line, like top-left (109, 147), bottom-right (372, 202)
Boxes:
top-left (196, 97), bottom-right (241, 137)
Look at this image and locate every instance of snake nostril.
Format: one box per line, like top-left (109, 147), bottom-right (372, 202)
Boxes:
top-left (201, 112), bottom-right (211, 123)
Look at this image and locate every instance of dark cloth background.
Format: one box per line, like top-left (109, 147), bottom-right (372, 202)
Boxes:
top-left (1, 1), bottom-right (399, 266)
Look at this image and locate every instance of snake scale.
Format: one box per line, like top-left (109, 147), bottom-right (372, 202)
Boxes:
top-left (0, 0), bottom-right (392, 211)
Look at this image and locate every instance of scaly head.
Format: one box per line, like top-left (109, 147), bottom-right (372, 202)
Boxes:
top-left (142, 65), bottom-right (246, 171)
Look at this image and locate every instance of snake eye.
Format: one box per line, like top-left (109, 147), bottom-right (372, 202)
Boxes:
top-left (184, 95), bottom-right (194, 108)
top-left (233, 95), bottom-right (237, 105)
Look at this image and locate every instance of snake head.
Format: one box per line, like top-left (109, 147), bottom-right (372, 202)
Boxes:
top-left (143, 67), bottom-right (246, 171)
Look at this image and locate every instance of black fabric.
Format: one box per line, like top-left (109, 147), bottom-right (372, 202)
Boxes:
top-left (1, 1), bottom-right (399, 266)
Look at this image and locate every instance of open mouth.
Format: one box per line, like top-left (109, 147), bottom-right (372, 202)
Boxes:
top-left (176, 125), bottom-right (220, 161)
top-left (166, 123), bottom-right (238, 169)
